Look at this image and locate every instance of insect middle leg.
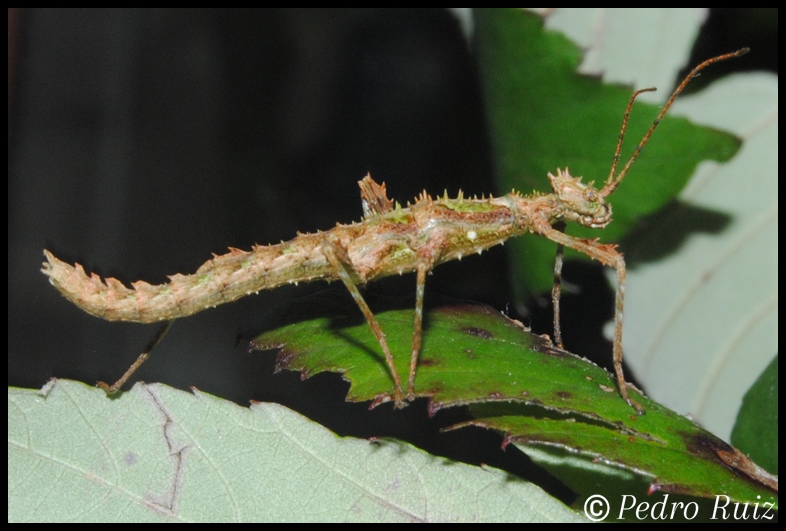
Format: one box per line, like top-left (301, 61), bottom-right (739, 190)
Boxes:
top-left (551, 222), bottom-right (566, 350)
top-left (321, 238), bottom-right (406, 407)
top-left (407, 263), bottom-right (429, 399)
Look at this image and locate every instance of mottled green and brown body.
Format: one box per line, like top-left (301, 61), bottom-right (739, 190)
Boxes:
top-left (42, 175), bottom-right (580, 324)
top-left (42, 49), bottom-right (747, 410)
top-left (42, 169), bottom-right (620, 406)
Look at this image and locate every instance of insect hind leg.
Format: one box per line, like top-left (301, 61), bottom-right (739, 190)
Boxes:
top-left (97, 320), bottom-right (175, 394)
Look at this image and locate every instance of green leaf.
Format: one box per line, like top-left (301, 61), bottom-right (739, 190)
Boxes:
top-left (250, 293), bottom-right (777, 508)
top-left (461, 407), bottom-right (778, 511)
top-left (251, 291), bottom-right (646, 415)
top-left (473, 9), bottom-right (741, 299)
top-left (8, 379), bottom-right (583, 523)
top-left (731, 355), bottom-right (779, 475)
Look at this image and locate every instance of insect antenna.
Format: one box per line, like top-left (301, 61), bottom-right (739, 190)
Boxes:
top-left (601, 48), bottom-right (750, 199)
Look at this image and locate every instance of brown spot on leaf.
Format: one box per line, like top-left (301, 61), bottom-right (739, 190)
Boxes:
top-left (682, 432), bottom-right (746, 481)
top-left (681, 430), bottom-right (734, 461)
top-left (678, 431), bottom-right (778, 492)
top-left (461, 327), bottom-right (493, 339)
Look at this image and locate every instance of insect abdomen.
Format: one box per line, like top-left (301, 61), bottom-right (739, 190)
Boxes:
top-left (42, 233), bottom-right (334, 323)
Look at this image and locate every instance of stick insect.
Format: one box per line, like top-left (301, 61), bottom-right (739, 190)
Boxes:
top-left (42, 49), bottom-right (747, 412)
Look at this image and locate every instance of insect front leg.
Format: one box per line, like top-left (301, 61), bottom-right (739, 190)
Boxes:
top-left (537, 222), bottom-right (644, 414)
top-left (321, 237), bottom-right (406, 408)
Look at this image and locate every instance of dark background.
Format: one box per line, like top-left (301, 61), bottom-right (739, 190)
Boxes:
top-left (8, 9), bottom-right (777, 501)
